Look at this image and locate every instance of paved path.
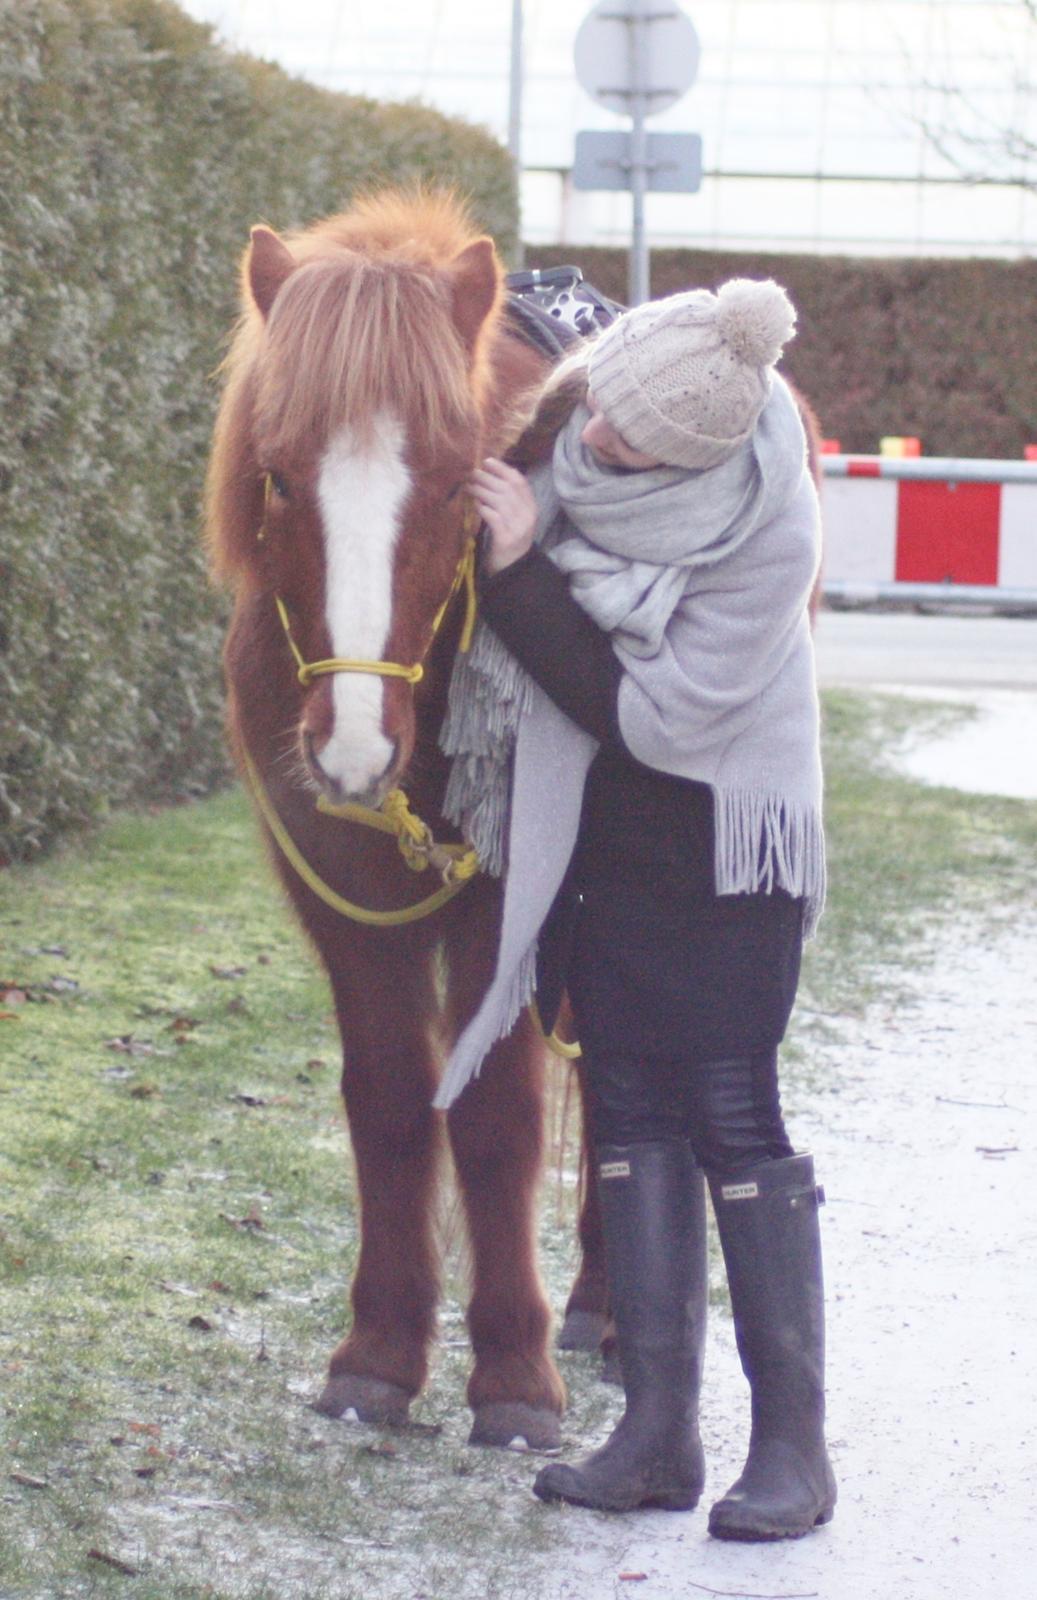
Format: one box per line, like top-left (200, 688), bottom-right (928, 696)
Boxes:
top-left (538, 613), bottom-right (1037, 1597)
top-left (544, 913), bottom-right (1037, 1600)
top-left (815, 610), bottom-right (1037, 800)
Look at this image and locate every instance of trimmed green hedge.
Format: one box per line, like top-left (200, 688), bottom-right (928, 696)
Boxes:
top-left (528, 246), bottom-right (1037, 460)
top-left (0, 0), bottom-right (517, 861)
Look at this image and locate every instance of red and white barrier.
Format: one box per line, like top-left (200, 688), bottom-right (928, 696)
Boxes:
top-left (820, 455), bottom-right (1037, 608)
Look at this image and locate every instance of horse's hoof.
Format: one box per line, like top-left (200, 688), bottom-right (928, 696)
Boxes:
top-left (312, 1373), bottom-right (412, 1426)
top-left (557, 1309), bottom-right (608, 1352)
top-left (469, 1402), bottom-right (563, 1454)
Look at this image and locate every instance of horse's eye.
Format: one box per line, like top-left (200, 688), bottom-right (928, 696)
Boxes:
top-left (267, 471), bottom-right (290, 501)
top-left (445, 480), bottom-right (464, 504)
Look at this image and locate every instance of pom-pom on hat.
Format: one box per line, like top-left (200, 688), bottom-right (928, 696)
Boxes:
top-left (586, 278), bottom-right (797, 470)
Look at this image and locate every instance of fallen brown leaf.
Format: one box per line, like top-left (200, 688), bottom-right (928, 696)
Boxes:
top-left (167, 1015), bottom-right (201, 1034)
top-left (209, 963), bottom-right (247, 980)
top-left (105, 1035), bottom-right (155, 1057)
top-left (220, 1205), bottom-right (265, 1232)
top-left (87, 1549), bottom-right (139, 1577)
top-left (10, 1470), bottom-right (48, 1490)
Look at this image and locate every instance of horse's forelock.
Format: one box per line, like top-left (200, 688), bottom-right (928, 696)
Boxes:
top-left (252, 253), bottom-right (479, 460)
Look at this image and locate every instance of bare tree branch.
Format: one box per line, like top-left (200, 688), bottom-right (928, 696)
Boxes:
top-left (911, 0), bottom-right (1037, 192)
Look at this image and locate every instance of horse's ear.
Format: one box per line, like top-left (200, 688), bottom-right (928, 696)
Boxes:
top-left (247, 225), bottom-right (296, 319)
top-left (446, 237), bottom-right (503, 353)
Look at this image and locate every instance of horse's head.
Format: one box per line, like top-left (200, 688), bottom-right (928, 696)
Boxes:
top-left (210, 195), bottom-right (506, 805)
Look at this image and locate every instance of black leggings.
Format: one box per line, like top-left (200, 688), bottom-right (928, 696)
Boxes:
top-left (582, 1045), bottom-right (794, 1175)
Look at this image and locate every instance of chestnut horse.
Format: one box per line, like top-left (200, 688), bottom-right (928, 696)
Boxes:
top-left (206, 192), bottom-right (604, 1451)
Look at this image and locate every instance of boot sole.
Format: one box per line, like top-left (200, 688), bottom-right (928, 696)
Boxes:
top-left (534, 1475), bottom-right (702, 1513)
top-left (709, 1503), bottom-right (835, 1541)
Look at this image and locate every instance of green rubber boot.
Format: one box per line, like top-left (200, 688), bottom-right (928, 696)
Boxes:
top-left (708, 1153), bottom-right (837, 1540)
top-left (533, 1140), bottom-right (707, 1512)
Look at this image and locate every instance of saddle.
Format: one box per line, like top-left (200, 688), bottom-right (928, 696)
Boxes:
top-left (504, 265), bottom-right (623, 359)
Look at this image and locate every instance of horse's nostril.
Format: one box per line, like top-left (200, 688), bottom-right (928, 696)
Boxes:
top-left (355, 741), bottom-right (401, 806)
top-left (301, 727), bottom-right (401, 804)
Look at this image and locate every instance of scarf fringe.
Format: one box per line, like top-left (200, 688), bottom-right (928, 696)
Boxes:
top-left (433, 942), bottom-right (537, 1109)
top-left (440, 620), bottom-right (535, 877)
top-left (713, 786), bottom-right (826, 939)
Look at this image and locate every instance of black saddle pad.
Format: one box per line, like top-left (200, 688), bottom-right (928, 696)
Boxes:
top-left (505, 265), bottom-right (623, 359)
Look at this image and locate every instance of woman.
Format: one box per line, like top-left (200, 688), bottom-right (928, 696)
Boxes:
top-left (436, 279), bottom-right (836, 1541)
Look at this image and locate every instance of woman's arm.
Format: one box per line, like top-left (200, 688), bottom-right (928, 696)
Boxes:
top-left (466, 456), bottom-right (626, 748)
top-left (480, 546), bottom-right (625, 749)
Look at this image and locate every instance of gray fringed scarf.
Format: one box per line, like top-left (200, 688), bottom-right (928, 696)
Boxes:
top-left (435, 373), bottom-right (824, 1110)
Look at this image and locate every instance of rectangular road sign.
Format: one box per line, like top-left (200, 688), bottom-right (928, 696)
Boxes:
top-left (572, 129), bottom-right (703, 193)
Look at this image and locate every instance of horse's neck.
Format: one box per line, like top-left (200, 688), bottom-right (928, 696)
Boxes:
top-left (481, 328), bottom-right (551, 456)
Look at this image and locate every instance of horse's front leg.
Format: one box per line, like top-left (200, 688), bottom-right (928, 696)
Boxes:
top-left (314, 944), bottom-right (441, 1427)
top-left (445, 1000), bottom-right (565, 1452)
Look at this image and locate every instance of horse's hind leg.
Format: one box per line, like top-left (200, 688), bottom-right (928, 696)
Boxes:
top-left (314, 944), bottom-right (440, 1428)
top-left (558, 1078), bottom-right (610, 1351)
top-left (445, 1008), bottom-right (565, 1452)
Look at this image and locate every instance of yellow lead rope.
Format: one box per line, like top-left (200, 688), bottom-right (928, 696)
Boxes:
top-left (249, 481), bottom-right (580, 1049)
top-left (245, 744), bottom-right (580, 1047)
top-left (242, 749), bottom-right (475, 927)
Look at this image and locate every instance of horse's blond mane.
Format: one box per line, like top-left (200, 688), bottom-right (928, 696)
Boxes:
top-left (294, 188), bottom-right (488, 268)
top-left (227, 190), bottom-right (496, 461)
top-left (207, 190), bottom-right (508, 582)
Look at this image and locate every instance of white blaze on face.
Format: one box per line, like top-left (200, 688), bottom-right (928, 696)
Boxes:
top-left (314, 413), bottom-right (410, 795)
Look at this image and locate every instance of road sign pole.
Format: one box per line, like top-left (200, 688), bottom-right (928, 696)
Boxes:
top-left (572, 0), bottom-right (701, 301)
top-left (509, 0), bottom-right (525, 268)
top-left (628, 1), bottom-right (650, 304)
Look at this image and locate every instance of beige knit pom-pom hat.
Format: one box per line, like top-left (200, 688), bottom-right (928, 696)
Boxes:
top-left (586, 278), bottom-right (797, 470)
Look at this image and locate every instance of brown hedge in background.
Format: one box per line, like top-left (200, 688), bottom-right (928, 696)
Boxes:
top-left (528, 246), bottom-right (1037, 460)
top-left (0, 0), bottom-right (517, 862)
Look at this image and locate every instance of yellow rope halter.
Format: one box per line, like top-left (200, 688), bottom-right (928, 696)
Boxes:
top-left (246, 476), bottom-right (481, 924)
top-left (264, 472), bottom-right (479, 688)
top-left (241, 748), bottom-right (477, 927)
top-left (247, 474), bottom-right (580, 1057)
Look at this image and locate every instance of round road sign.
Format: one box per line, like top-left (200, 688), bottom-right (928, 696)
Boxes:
top-left (574, 0), bottom-right (700, 118)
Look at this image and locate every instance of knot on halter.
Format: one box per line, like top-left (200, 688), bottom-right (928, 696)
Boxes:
top-left (318, 786), bottom-right (481, 886)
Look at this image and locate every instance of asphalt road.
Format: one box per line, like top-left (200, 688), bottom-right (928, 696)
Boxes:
top-left (814, 608), bottom-right (1037, 691)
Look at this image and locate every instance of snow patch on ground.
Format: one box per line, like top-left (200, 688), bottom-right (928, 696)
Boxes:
top-left (537, 910), bottom-right (1037, 1600)
top-left (880, 685), bottom-right (1037, 800)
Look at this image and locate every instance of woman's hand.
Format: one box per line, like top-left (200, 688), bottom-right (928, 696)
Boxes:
top-left (468, 458), bottom-right (538, 576)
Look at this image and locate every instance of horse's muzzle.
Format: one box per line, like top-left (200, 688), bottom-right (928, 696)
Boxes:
top-left (301, 728), bottom-right (400, 808)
